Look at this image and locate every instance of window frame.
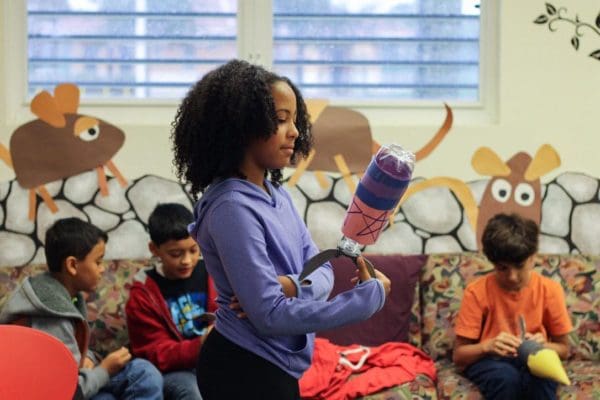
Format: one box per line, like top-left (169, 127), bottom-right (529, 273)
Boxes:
top-left (2, 0), bottom-right (499, 127)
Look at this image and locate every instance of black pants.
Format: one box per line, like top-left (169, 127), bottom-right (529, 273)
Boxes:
top-left (196, 329), bottom-right (300, 400)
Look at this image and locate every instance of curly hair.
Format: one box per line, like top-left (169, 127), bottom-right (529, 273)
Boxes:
top-left (481, 213), bottom-right (539, 268)
top-left (171, 59), bottom-right (313, 199)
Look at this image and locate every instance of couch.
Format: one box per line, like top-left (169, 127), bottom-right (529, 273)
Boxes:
top-left (0, 253), bottom-right (598, 399)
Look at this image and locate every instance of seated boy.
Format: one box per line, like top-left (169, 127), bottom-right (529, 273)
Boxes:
top-left (126, 203), bottom-right (217, 400)
top-left (0, 217), bottom-right (163, 400)
top-left (453, 213), bottom-right (572, 399)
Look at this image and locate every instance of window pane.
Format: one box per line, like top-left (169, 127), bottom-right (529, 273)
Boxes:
top-left (272, 0), bottom-right (480, 101)
top-left (27, 0), bottom-right (237, 99)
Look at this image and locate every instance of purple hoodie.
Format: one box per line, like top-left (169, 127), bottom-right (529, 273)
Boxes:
top-left (189, 178), bottom-right (385, 378)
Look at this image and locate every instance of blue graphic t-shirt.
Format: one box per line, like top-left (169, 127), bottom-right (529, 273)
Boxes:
top-left (147, 260), bottom-right (209, 338)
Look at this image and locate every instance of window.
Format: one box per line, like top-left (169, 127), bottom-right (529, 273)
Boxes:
top-left (272, 0), bottom-right (481, 101)
top-left (27, 0), bottom-right (237, 99)
top-left (18, 0), bottom-right (495, 113)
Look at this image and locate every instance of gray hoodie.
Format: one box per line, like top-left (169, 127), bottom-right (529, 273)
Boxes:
top-left (0, 272), bottom-right (110, 399)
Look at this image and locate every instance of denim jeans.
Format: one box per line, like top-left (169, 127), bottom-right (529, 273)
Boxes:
top-left (465, 356), bottom-right (558, 400)
top-left (90, 358), bottom-right (163, 400)
top-left (163, 370), bottom-right (202, 400)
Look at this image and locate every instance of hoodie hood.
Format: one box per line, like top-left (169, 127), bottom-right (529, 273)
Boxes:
top-left (0, 272), bottom-right (86, 323)
top-left (189, 178), bottom-right (279, 239)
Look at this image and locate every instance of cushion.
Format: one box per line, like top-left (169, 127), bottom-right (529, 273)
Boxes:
top-left (419, 253), bottom-right (494, 361)
top-left (534, 255), bottom-right (599, 361)
top-left (0, 264), bottom-right (49, 309)
top-left (317, 254), bottom-right (427, 346)
top-left (435, 359), bottom-right (482, 400)
top-left (87, 259), bottom-right (151, 355)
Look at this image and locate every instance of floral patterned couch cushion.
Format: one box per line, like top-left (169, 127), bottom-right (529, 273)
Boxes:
top-left (0, 263), bottom-right (49, 309)
top-left (360, 374), bottom-right (438, 400)
top-left (86, 259), bottom-right (151, 355)
top-left (419, 253), bottom-right (494, 362)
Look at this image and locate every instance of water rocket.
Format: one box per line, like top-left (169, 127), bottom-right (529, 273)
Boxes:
top-left (299, 144), bottom-right (415, 280)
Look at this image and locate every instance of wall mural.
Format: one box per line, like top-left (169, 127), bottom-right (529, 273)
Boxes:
top-left (2, 84), bottom-right (600, 267)
top-left (401, 145), bottom-right (561, 248)
top-left (288, 100), bottom-right (453, 219)
top-left (0, 84), bottom-right (127, 220)
top-left (534, 2), bottom-right (600, 61)
top-left (2, 169), bottom-right (600, 267)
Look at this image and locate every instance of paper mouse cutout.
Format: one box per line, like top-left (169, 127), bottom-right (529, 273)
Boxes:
top-left (0, 83), bottom-right (126, 219)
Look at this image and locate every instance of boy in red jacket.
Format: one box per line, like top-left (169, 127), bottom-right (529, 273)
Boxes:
top-left (126, 203), bottom-right (217, 400)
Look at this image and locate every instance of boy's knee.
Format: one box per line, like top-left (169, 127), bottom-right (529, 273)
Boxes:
top-left (492, 363), bottom-right (520, 386)
top-left (128, 358), bottom-right (163, 386)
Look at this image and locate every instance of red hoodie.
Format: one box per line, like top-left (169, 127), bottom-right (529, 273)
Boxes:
top-left (300, 338), bottom-right (437, 400)
top-left (125, 266), bottom-right (217, 372)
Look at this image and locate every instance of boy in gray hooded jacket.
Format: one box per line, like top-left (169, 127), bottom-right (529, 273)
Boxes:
top-left (0, 218), bottom-right (163, 400)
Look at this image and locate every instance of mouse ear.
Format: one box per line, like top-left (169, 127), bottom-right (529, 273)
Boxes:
top-left (54, 83), bottom-right (80, 114)
top-left (31, 91), bottom-right (66, 128)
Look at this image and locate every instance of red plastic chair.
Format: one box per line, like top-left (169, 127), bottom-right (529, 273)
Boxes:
top-left (0, 325), bottom-right (79, 399)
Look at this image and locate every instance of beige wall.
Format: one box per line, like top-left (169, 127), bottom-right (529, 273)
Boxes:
top-left (1, 0), bottom-right (599, 184)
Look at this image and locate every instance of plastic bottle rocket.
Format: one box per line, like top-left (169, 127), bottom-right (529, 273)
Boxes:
top-left (341, 144), bottom-right (415, 247)
top-left (299, 144), bottom-right (415, 280)
top-left (517, 316), bottom-right (571, 385)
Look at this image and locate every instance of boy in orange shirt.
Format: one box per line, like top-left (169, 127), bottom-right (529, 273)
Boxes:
top-left (453, 213), bottom-right (572, 399)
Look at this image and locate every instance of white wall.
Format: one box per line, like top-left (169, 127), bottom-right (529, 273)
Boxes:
top-left (1, 0), bottom-right (599, 184)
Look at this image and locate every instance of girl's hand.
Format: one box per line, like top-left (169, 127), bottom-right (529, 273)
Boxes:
top-left (354, 256), bottom-right (373, 283)
top-left (352, 257), bottom-right (391, 297)
top-left (229, 296), bottom-right (247, 318)
top-left (201, 324), bottom-right (214, 344)
top-left (277, 275), bottom-right (298, 298)
top-left (374, 268), bottom-right (391, 297)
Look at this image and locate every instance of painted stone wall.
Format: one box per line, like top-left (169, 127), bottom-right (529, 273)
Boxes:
top-left (1, 170), bottom-right (600, 267)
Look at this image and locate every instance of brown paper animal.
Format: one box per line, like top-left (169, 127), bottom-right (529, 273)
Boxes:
top-left (288, 100), bottom-right (453, 193)
top-left (472, 145), bottom-right (561, 246)
top-left (0, 83), bottom-right (126, 220)
top-left (398, 145), bottom-right (561, 248)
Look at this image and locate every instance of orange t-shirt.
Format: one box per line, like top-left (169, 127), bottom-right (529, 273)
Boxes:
top-left (454, 271), bottom-right (573, 342)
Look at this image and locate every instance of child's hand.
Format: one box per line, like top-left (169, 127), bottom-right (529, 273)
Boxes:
top-left (201, 324), bottom-right (214, 344)
top-left (277, 275), bottom-right (298, 298)
top-left (229, 296), bottom-right (247, 319)
top-left (483, 332), bottom-right (522, 357)
top-left (525, 332), bottom-right (546, 345)
top-left (82, 356), bottom-right (95, 369)
top-left (100, 347), bottom-right (131, 376)
top-left (374, 268), bottom-right (391, 297)
top-left (352, 257), bottom-right (391, 297)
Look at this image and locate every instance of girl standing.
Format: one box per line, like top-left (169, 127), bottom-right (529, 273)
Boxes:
top-left (172, 59), bottom-right (390, 400)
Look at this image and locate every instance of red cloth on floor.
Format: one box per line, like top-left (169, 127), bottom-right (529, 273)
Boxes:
top-left (300, 338), bottom-right (436, 400)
